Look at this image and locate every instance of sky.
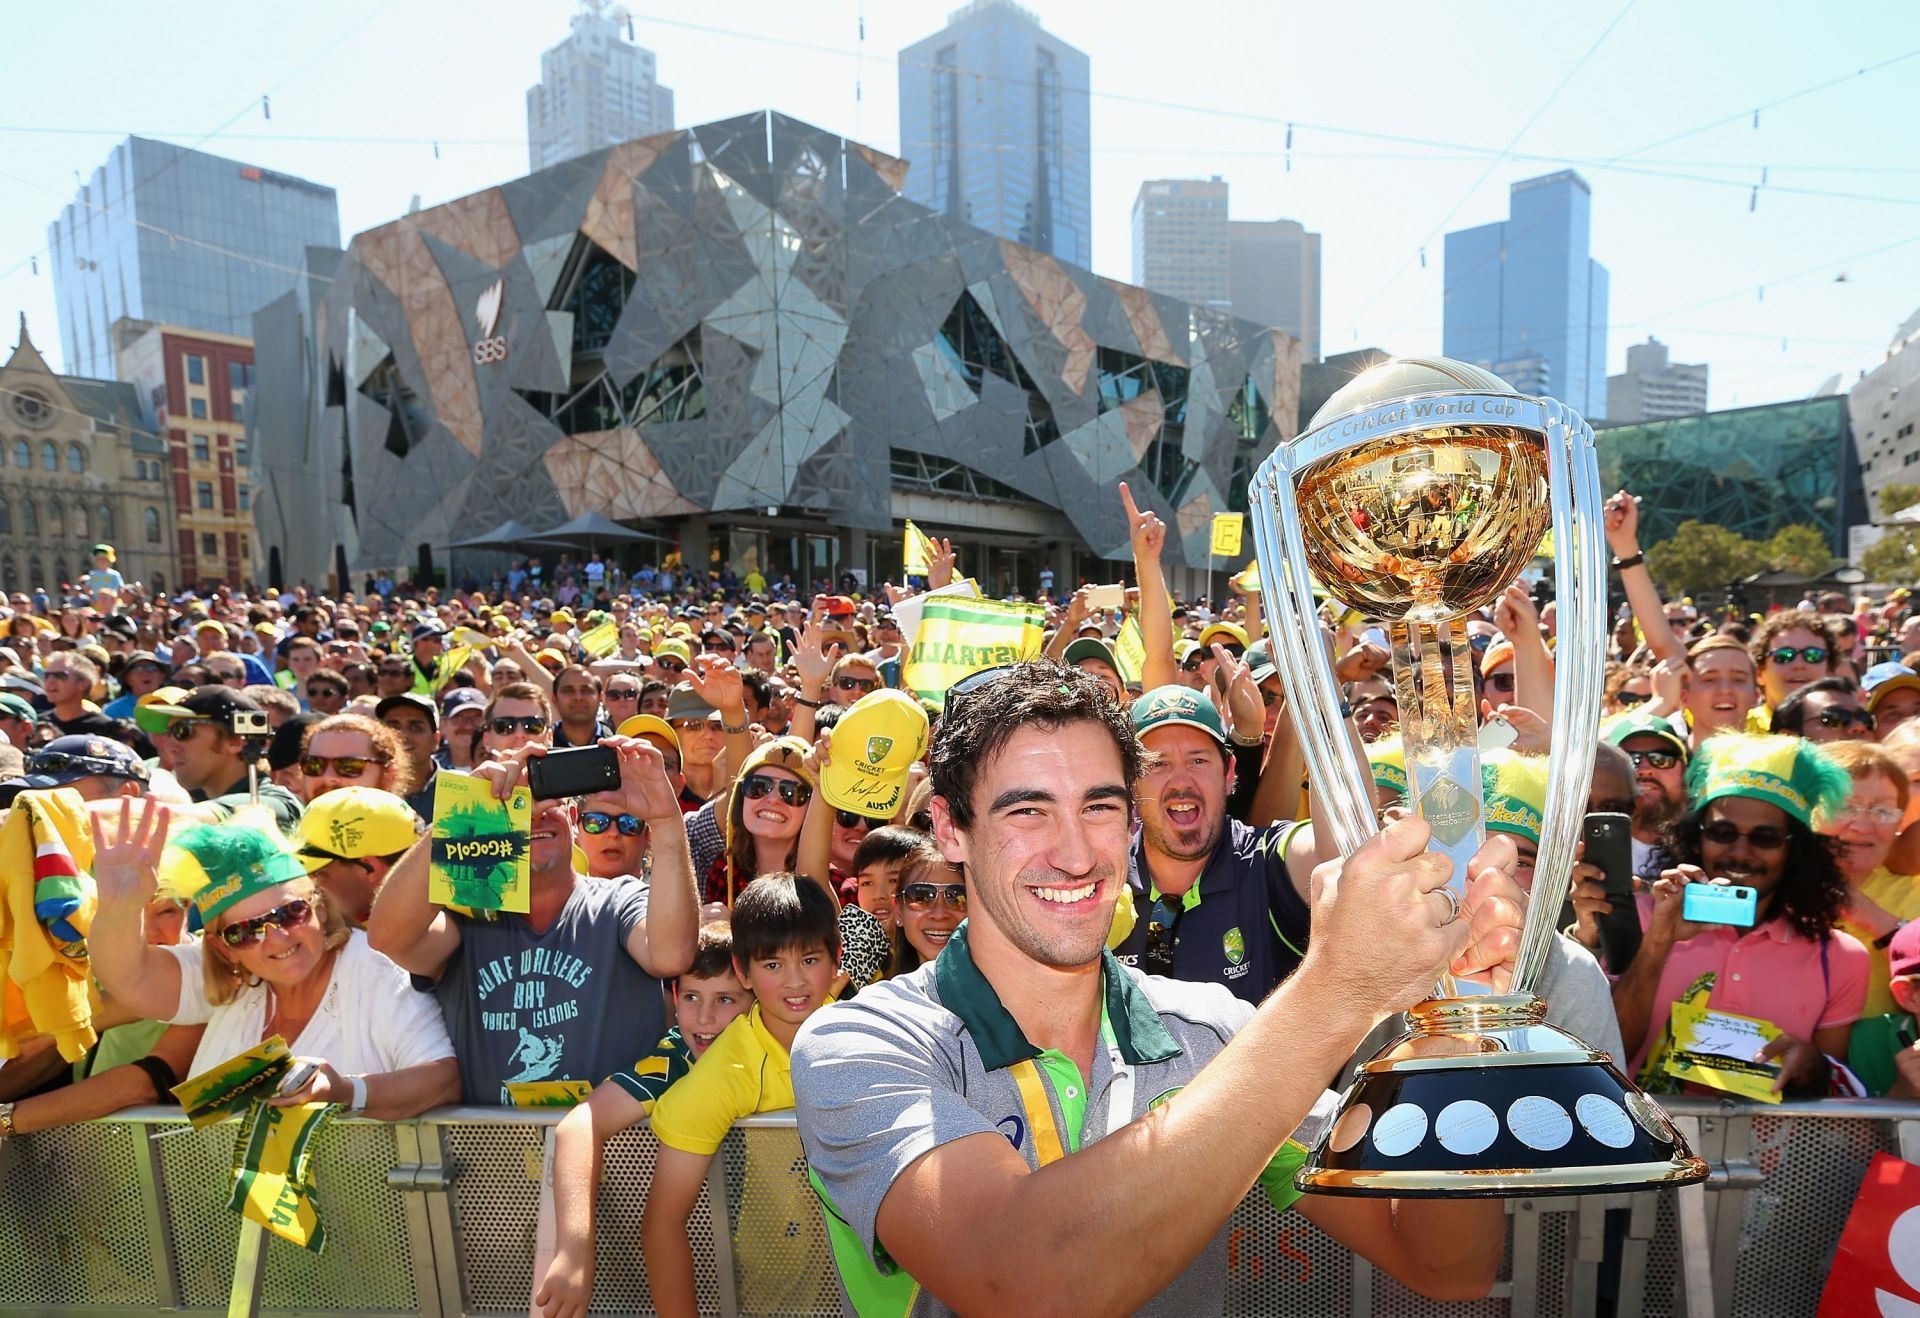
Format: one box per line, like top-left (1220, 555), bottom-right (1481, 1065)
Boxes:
top-left (2, 0), bottom-right (1917, 412)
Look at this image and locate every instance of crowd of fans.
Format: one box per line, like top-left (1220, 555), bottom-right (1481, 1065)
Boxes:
top-left (4, 482), bottom-right (1920, 1312)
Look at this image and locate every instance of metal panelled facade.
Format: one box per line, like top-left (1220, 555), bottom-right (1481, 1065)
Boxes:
top-left (250, 111), bottom-right (1299, 586)
top-left (1594, 395), bottom-right (1862, 553)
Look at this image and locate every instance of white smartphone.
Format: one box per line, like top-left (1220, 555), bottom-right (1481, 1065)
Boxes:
top-left (276, 1061), bottom-right (319, 1097)
top-left (1086, 583), bottom-right (1125, 611)
top-left (1478, 715), bottom-right (1518, 752)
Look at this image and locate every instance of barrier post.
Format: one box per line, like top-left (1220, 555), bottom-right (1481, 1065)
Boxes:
top-left (225, 1219), bottom-right (268, 1318)
top-left (131, 1116), bottom-right (184, 1308)
top-left (705, 1156), bottom-right (741, 1318)
top-left (389, 1121), bottom-right (450, 1318)
top-left (1509, 1199), bottom-right (1542, 1318)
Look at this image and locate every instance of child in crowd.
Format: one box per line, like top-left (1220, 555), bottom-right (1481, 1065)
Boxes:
top-left (536, 924), bottom-right (751, 1318)
top-left (1850, 920), bottom-right (1920, 1096)
top-left (642, 874), bottom-right (840, 1318)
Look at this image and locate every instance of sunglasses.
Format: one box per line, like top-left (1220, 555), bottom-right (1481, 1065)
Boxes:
top-left (28, 751), bottom-right (145, 781)
top-left (490, 716), bottom-right (548, 735)
top-left (1768, 646), bottom-right (1829, 666)
top-left (606, 688), bottom-right (640, 701)
top-left (300, 755), bottom-right (386, 778)
top-left (743, 773), bottom-right (810, 806)
top-left (1483, 671), bottom-right (1517, 692)
top-left (580, 811), bottom-right (645, 836)
top-left (218, 898), bottom-right (313, 948)
top-left (167, 719), bottom-right (209, 741)
top-left (704, 640), bottom-right (737, 653)
top-left (947, 663), bottom-right (1020, 707)
top-left (835, 675), bottom-right (879, 693)
top-left (1614, 690), bottom-right (1650, 707)
top-left (1699, 820), bottom-right (1791, 851)
top-left (901, 882), bottom-right (967, 912)
top-left (307, 686), bottom-right (347, 700)
top-left (378, 665), bottom-right (410, 676)
top-left (834, 808), bottom-right (874, 830)
top-left (1625, 748), bottom-right (1682, 770)
top-left (655, 659), bottom-right (687, 674)
top-left (1816, 707), bottom-right (1875, 731)
top-left (1468, 633), bottom-right (1493, 653)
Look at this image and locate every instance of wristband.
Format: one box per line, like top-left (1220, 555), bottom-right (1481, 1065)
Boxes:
top-left (129, 1054), bottom-right (179, 1100)
top-left (348, 1075), bottom-right (369, 1112)
top-left (721, 718), bottom-right (750, 734)
top-left (1876, 920), bottom-right (1908, 950)
top-left (794, 696), bottom-right (822, 708)
top-left (1611, 552), bottom-right (1645, 571)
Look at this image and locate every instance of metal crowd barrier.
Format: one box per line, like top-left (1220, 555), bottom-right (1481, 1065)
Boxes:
top-left (0, 1096), bottom-right (1907, 1316)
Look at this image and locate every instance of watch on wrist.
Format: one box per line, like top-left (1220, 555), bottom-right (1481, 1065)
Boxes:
top-left (793, 696), bottom-right (822, 708)
top-left (721, 717), bottom-right (751, 734)
top-left (1611, 552), bottom-right (1645, 571)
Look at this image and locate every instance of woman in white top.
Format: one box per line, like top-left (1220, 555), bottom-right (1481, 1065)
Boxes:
top-left (88, 798), bottom-right (459, 1118)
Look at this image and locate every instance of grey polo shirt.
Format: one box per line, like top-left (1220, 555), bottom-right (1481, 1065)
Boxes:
top-left (791, 922), bottom-right (1336, 1317)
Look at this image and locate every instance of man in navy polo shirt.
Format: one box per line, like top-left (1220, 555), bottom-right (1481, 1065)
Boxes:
top-left (1112, 685), bottom-right (1311, 1002)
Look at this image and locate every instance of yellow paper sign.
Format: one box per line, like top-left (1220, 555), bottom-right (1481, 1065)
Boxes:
top-left (429, 774), bottom-right (532, 914)
top-left (1210, 513), bottom-right (1245, 558)
top-left (172, 1036), bottom-right (293, 1128)
top-left (578, 621), bottom-right (619, 657)
top-left (506, 1080), bottom-right (593, 1108)
top-left (1663, 1002), bottom-right (1784, 1104)
top-left (904, 519), bottom-right (936, 576)
top-left (904, 596), bottom-right (1045, 708)
top-left (1111, 616), bottom-right (1146, 685)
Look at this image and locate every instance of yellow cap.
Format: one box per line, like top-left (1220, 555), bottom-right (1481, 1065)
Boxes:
top-left (615, 713), bottom-right (681, 758)
top-left (821, 689), bottom-right (930, 821)
top-left (297, 787), bottom-right (423, 870)
top-left (550, 609), bottom-right (575, 627)
top-left (1196, 621), bottom-right (1248, 650)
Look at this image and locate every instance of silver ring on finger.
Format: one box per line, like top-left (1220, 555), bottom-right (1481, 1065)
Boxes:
top-left (1434, 885), bottom-right (1462, 927)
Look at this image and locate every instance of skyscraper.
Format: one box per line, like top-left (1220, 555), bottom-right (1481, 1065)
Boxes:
top-left (898, 0), bottom-right (1091, 266)
top-left (1229, 218), bottom-right (1321, 363)
top-left (1606, 336), bottom-right (1708, 423)
top-left (527, 2), bottom-right (675, 172)
top-left (1132, 179), bottom-right (1231, 311)
top-left (46, 137), bottom-right (339, 378)
top-left (1442, 170), bottom-right (1608, 417)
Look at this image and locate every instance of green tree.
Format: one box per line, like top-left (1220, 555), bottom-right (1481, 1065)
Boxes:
top-left (1881, 482), bottom-right (1920, 520)
top-left (1644, 520), bottom-right (1766, 597)
top-left (1762, 523), bottom-right (1836, 576)
top-left (1863, 527), bottom-right (1920, 585)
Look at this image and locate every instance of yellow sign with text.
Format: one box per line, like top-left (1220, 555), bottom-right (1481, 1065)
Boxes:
top-left (1209, 513), bottom-right (1244, 558)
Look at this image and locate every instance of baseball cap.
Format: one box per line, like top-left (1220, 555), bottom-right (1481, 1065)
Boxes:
top-left (8, 735), bottom-right (148, 790)
top-left (375, 692), bottom-right (437, 727)
top-left (550, 609), bottom-right (575, 628)
top-left (138, 685), bottom-right (265, 734)
top-left (1197, 622), bottom-right (1248, 651)
top-left (1063, 637), bottom-right (1119, 673)
top-left (267, 713), bottom-right (323, 773)
top-left (1602, 711), bottom-right (1691, 762)
top-left (441, 687), bottom-right (487, 717)
top-left (614, 713), bottom-right (681, 759)
top-left (192, 619), bottom-right (226, 636)
top-left (122, 650), bottom-right (166, 674)
top-left (0, 670), bottom-right (44, 696)
top-left (665, 683), bottom-right (720, 723)
top-left (1245, 638), bottom-right (1276, 685)
top-left (132, 686), bottom-right (193, 735)
top-left (1889, 919), bottom-right (1920, 979)
top-left (1130, 685), bottom-right (1227, 746)
top-left (653, 639), bottom-right (692, 667)
top-left (1863, 662), bottom-right (1920, 713)
top-left (411, 621), bottom-right (444, 642)
top-left (821, 690), bottom-right (929, 820)
top-left (1481, 639), bottom-right (1516, 676)
top-left (297, 786), bottom-right (423, 871)
top-left (0, 692), bottom-right (36, 723)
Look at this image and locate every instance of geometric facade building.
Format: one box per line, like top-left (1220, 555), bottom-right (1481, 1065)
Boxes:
top-left (1595, 395), bottom-right (1861, 554)
top-left (250, 111), bottom-right (1299, 595)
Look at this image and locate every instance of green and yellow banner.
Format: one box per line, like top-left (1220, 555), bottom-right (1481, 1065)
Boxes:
top-left (1112, 616), bottom-right (1146, 685)
top-left (229, 1099), bottom-right (335, 1251)
top-left (904, 596), bottom-right (1045, 708)
top-left (904, 520), bottom-right (936, 577)
top-left (578, 621), bottom-right (620, 658)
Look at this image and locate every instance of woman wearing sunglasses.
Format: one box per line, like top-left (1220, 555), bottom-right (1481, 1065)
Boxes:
top-left (1612, 734), bottom-right (1868, 1099)
top-left (1749, 609), bottom-right (1843, 713)
top-left (297, 712), bottom-right (419, 804)
top-left (686, 738), bottom-right (815, 907)
top-left (891, 840), bottom-right (965, 974)
top-left (88, 799), bottom-right (460, 1118)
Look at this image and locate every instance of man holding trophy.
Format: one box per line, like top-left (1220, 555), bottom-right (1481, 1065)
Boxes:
top-left (792, 357), bottom-right (1704, 1314)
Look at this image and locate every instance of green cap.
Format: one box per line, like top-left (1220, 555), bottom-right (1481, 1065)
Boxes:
top-left (162, 820), bottom-right (310, 931)
top-left (1603, 712), bottom-right (1690, 762)
top-left (1245, 638), bottom-right (1276, 685)
top-left (1130, 685), bottom-right (1227, 746)
top-left (1480, 749), bottom-right (1548, 844)
top-left (0, 692), bottom-right (35, 723)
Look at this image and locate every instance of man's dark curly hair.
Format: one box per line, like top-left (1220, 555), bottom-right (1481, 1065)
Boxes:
top-left (929, 661), bottom-right (1143, 830)
top-left (1664, 806), bottom-right (1848, 942)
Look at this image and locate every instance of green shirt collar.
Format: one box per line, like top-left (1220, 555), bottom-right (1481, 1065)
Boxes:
top-left (934, 920), bottom-right (1182, 1071)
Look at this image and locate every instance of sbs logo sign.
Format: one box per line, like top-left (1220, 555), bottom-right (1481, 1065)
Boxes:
top-left (472, 278), bottom-right (509, 365)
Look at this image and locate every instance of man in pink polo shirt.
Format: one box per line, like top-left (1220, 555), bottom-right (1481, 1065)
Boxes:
top-left (1609, 733), bottom-right (1869, 1097)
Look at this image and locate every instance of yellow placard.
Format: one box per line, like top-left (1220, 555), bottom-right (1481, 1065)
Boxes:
top-left (904, 596), bottom-right (1045, 708)
top-left (1663, 1001), bottom-right (1783, 1104)
top-left (172, 1036), bottom-right (293, 1128)
top-left (578, 621), bottom-right (619, 657)
top-left (1112, 616), bottom-right (1146, 685)
top-left (1210, 513), bottom-right (1245, 558)
top-left (506, 1080), bottom-right (593, 1108)
top-left (429, 774), bottom-right (532, 914)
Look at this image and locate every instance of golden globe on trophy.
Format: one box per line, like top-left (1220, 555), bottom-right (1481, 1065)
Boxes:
top-left (1248, 357), bottom-right (1708, 1196)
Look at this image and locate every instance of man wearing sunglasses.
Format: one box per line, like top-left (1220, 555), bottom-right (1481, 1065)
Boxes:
top-left (40, 653), bottom-right (117, 740)
top-left (1772, 677), bottom-right (1875, 746)
top-left (1602, 714), bottom-right (1692, 881)
top-left (297, 786), bottom-right (424, 926)
top-left (794, 662), bottom-right (1522, 1313)
top-left (369, 735), bottom-right (701, 1106)
top-left (135, 686), bottom-right (300, 832)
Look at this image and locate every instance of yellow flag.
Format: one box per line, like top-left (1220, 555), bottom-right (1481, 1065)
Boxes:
top-left (1112, 616), bottom-right (1146, 685)
top-left (904, 596), bottom-right (1045, 708)
top-left (1234, 561), bottom-right (1261, 593)
top-left (1210, 513), bottom-right (1244, 558)
top-left (229, 1100), bottom-right (335, 1252)
top-left (904, 520), bottom-right (936, 576)
top-left (578, 621), bottom-right (619, 657)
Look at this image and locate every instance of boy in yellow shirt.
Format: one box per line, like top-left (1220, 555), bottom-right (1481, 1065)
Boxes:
top-left (535, 925), bottom-right (751, 1318)
top-left (643, 873), bottom-right (839, 1317)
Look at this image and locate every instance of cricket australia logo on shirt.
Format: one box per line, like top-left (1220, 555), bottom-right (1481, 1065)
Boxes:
top-left (1222, 926), bottom-right (1249, 979)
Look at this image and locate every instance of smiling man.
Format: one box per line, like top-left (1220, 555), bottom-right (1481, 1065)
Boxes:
top-left (368, 736), bottom-right (701, 1104)
top-left (792, 662), bottom-right (1523, 1315)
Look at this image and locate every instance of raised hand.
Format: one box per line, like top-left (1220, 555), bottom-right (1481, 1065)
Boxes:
top-left (1492, 581), bottom-right (1540, 641)
top-left (1603, 490), bottom-right (1641, 558)
top-left (1118, 481), bottom-right (1166, 562)
top-left (88, 796), bottom-right (170, 906)
top-left (928, 537), bottom-right (957, 591)
top-left (792, 618), bottom-right (833, 692)
top-left (604, 736), bottom-right (681, 823)
top-left (687, 654), bottom-right (744, 717)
